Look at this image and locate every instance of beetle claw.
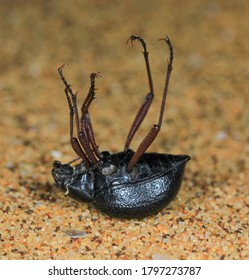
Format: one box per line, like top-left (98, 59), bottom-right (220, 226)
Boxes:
top-left (90, 72), bottom-right (102, 79)
top-left (58, 63), bottom-right (68, 73)
top-left (126, 35), bottom-right (138, 46)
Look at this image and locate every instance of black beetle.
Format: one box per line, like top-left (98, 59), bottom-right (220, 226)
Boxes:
top-left (52, 35), bottom-right (190, 219)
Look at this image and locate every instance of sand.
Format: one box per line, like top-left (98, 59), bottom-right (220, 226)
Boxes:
top-left (0, 0), bottom-right (248, 259)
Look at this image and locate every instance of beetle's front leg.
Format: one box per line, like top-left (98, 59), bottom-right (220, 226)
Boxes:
top-left (62, 85), bottom-right (91, 169)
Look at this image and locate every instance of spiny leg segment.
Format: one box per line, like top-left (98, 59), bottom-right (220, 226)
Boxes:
top-left (124, 35), bottom-right (154, 151)
top-left (58, 65), bottom-right (101, 169)
top-left (127, 35), bottom-right (174, 172)
top-left (80, 73), bottom-right (102, 159)
top-left (63, 86), bottom-right (91, 169)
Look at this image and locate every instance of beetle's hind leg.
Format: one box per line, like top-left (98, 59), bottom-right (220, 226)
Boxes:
top-left (127, 36), bottom-right (174, 172)
top-left (124, 35), bottom-right (154, 151)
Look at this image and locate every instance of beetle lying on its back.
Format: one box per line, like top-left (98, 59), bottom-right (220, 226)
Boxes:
top-left (52, 35), bottom-right (191, 219)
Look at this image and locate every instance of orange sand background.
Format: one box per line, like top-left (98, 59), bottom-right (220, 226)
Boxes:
top-left (0, 0), bottom-right (248, 259)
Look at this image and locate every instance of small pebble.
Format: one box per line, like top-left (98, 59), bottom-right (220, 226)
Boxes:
top-left (51, 150), bottom-right (62, 159)
top-left (215, 131), bottom-right (227, 141)
top-left (62, 228), bottom-right (87, 239)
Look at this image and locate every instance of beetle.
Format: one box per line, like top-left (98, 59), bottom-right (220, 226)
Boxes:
top-left (52, 35), bottom-right (190, 219)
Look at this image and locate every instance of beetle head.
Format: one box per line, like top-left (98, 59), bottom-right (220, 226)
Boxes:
top-left (52, 161), bottom-right (73, 189)
top-left (52, 160), bottom-right (94, 202)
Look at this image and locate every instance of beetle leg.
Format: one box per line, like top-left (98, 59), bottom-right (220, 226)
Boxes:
top-left (124, 35), bottom-right (154, 151)
top-left (65, 86), bottom-right (97, 166)
top-left (70, 92), bottom-right (99, 166)
top-left (63, 86), bottom-right (91, 169)
top-left (67, 157), bottom-right (81, 165)
top-left (79, 72), bottom-right (102, 165)
top-left (157, 36), bottom-right (173, 127)
top-left (81, 73), bottom-right (101, 113)
top-left (84, 112), bottom-right (103, 159)
top-left (127, 36), bottom-right (174, 172)
top-left (81, 72), bottom-right (102, 159)
top-left (58, 65), bottom-right (92, 169)
top-left (126, 35), bottom-right (154, 97)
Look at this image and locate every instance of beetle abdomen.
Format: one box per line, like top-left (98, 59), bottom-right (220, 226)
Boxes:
top-left (93, 154), bottom-right (190, 218)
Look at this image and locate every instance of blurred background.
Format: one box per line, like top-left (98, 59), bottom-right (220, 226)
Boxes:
top-left (0, 0), bottom-right (248, 259)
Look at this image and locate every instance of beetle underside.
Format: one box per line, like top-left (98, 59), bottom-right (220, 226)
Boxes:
top-left (52, 150), bottom-right (190, 218)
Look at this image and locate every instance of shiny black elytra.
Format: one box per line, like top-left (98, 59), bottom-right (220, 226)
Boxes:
top-left (52, 35), bottom-right (190, 219)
